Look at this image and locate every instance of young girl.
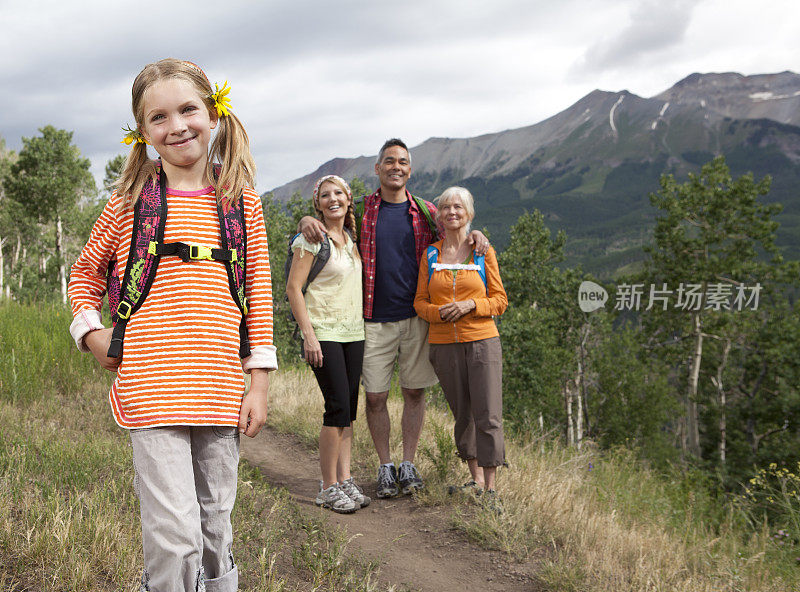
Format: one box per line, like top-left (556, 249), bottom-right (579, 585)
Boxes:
top-left (286, 175), bottom-right (369, 513)
top-left (68, 59), bottom-right (276, 591)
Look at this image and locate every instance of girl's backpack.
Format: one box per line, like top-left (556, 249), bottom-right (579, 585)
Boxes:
top-left (105, 169), bottom-right (250, 359)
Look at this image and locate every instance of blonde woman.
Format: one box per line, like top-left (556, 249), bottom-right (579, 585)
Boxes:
top-left (286, 175), bottom-right (370, 513)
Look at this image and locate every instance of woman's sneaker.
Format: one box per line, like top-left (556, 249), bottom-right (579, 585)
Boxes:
top-left (447, 480), bottom-right (482, 496)
top-left (398, 461), bottom-right (424, 495)
top-left (481, 489), bottom-right (504, 515)
top-left (340, 477), bottom-right (371, 508)
top-left (376, 463), bottom-right (399, 498)
top-left (316, 483), bottom-right (357, 514)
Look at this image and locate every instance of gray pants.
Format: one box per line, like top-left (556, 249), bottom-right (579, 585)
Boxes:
top-left (130, 426), bottom-right (239, 592)
top-left (430, 336), bottom-right (505, 467)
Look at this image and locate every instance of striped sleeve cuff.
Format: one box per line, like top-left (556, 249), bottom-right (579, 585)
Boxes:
top-left (242, 344), bottom-right (278, 373)
top-left (70, 309), bottom-right (105, 352)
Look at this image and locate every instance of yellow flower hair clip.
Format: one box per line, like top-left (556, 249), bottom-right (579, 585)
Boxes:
top-left (121, 124), bottom-right (148, 145)
top-left (211, 81), bottom-right (233, 117)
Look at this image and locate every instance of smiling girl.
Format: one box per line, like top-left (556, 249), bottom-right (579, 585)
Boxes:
top-left (286, 174), bottom-right (369, 514)
top-left (68, 59), bottom-right (275, 591)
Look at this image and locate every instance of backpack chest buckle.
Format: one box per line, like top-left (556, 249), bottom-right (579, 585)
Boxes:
top-left (188, 245), bottom-right (213, 261)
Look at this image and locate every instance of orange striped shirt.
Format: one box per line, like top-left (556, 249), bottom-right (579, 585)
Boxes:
top-left (68, 185), bottom-right (276, 429)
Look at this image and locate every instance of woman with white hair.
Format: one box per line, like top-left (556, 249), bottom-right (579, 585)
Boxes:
top-left (413, 186), bottom-right (508, 504)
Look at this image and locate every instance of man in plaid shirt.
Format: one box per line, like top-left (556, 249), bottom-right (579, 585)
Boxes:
top-left (299, 138), bottom-right (488, 499)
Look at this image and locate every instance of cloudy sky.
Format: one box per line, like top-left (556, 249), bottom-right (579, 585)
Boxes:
top-left (1, 0), bottom-right (798, 193)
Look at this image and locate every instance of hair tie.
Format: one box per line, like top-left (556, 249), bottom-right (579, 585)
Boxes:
top-left (121, 124), bottom-right (148, 145)
top-left (313, 175), bottom-right (352, 202)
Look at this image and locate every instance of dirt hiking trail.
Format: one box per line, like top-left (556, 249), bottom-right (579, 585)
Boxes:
top-left (242, 427), bottom-right (540, 592)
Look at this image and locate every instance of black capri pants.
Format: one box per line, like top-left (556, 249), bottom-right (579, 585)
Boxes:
top-left (308, 340), bottom-right (365, 427)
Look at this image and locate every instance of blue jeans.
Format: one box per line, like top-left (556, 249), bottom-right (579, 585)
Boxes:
top-left (130, 426), bottom-right (239, 592)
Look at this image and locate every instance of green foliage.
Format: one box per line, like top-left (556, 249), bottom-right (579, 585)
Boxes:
top-left (419, 416), bottom-right (460, 482)
top-left (500, 306), bottom-right (571, 432)
top-left (498, 210), bottom-right (587, 436)
top-left (103, 154), bottom-right (126, 196)
top-left (261, 192), bottom-right (316, 367)
top-left (589, 324), bottom-right (678, 465)
top-left (2, 126), bottom-right (96, 302)
top-left (348, 175), bottom-right (368, 198)
top-left (0, 303), bottom-right (106, 404)
top-left (5, 126), bottom-right (95, 224)
top-left (646, 155), bottom-right (780, 282)
top-left (499, 210), bottom-right (567, 309)
top-left (261, 193), bottom-right (297, 367)
top-left (641, 155), bottom-right (800, 481)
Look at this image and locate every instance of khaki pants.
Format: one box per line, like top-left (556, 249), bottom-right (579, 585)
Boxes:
top-left (131, 426), bottom-right (239, 592)
top-left (429, 337), bottom-right (505, 467)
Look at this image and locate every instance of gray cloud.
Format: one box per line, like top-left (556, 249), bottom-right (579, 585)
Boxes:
top-left (571, 0), bottom-right (700, 75)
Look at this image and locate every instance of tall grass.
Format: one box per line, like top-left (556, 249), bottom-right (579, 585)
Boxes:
top-left (267, 365), bottom-right (799, 592)
top-left (0, 303), bottom-right (107, 404)
top-left (0, 303), bottom-right (388, 591)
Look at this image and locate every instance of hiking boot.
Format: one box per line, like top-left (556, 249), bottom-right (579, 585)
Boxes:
top-left (481, 489), bottom-right (504, 515)
top-left (316, 483), bottom-right (357, 514)
top-left (340, 477), bottom-right (371, 508)
top-left (447, 480), bottom-right (482, 496)
top-left (376, 463), bottom-right (399, 499)
top-left (398, 461), bottom-right (424, 495)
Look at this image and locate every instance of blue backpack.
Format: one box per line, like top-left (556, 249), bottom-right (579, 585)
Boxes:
top-left (425, 245), bottom-right (486, 288)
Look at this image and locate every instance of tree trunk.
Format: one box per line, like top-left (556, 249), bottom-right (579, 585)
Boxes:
top-left (565, 381), bottom-right (574, 446)
top-left (579, 323), bottom-right (590, 439)
top-left (13, 235), bottom-right (21, 267)
top-left (0, 236), bottom-right (5, 299)
top-left (575, 341), bottom-right (585, 450)
top-left (18, 246), bottom-right (26, 290)
top-left (713, 339), bottom-right (731, 466)
top-left (539, 413), bottom-right (545, 453)
top-left (687, 312), bottom-right (703, 457)
top-left (56, 215), bottom-right (66, 304)
top-left (576, 376), bottom-right (584, 450)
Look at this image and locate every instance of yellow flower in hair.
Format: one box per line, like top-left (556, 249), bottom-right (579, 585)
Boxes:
top-left (212, 81), bottom-right (233, 117)
top-left (121, 124), bottom-right (148, 145)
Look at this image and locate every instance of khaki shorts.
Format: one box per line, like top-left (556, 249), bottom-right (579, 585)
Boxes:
top-left (362, 316), bottom-right (439, 393)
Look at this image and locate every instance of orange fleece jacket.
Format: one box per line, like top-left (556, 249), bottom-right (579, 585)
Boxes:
top-left (414, 242), bottom-right (508, 344)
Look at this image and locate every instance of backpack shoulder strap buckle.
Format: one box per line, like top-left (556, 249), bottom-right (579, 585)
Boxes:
top-left (117, 300), bottom-right (133, 320)
top-left (189, 244), bottom-right (213, 261)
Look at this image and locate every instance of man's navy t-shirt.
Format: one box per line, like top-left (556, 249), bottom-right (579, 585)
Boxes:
top-left (370, 199), bottom-right (419, 322)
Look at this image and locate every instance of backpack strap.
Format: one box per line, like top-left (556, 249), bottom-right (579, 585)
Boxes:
top-left (354, 193), bottom-right (438, 241)
top-left (304, 235), bottom-right (331, 292)
top-left (412, 195), bottom-right (439, 241)
top-left (285, 233), bottom-right (332, 295)
top-left (425, 246), bottom-right (487, 291)
top-left (218, 195), bottom-right (250, 358)
top-left (285, 233), bottom-right (333, 342)
top-left (106, 172), bottom-right (168, 358)
top-left (473, 251), bottom-right (487, 289)
top-left (426, 244), bottom-right (439, 284)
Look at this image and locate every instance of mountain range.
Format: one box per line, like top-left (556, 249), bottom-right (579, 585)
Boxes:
top-left (268, 71), bottom-right (800, 276)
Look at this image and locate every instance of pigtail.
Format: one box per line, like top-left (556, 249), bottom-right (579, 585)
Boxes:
top-left (115, 142), bottom-right (159, 211)
top-left (345, 202), bottom-right (358, 243)
top-left (210, 111), bottom-right (256, 209)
